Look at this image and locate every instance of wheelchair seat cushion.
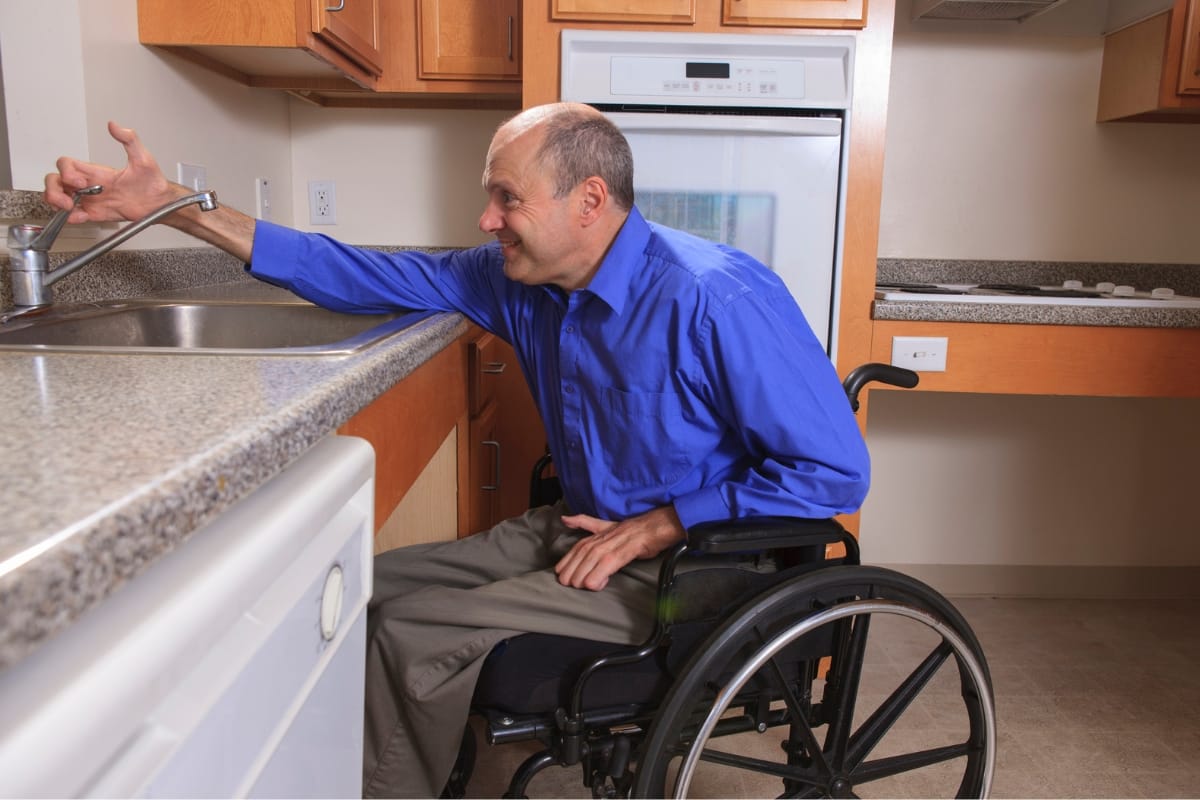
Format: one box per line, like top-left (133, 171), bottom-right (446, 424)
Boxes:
top-left (473, 633), bottom-right (673, 714)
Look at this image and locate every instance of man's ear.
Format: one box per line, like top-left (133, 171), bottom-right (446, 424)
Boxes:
top-left (578, 176), bottom-right (608, 226)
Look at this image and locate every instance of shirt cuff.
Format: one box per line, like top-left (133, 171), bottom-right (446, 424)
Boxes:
top-left (672, 486), bottom-right (730, 534)
top-left (246, 220), bottom-right (302, 285)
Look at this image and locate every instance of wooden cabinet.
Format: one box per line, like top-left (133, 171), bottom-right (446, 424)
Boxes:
top-left (312, 0), bottom-right (383, 76)
top-left (1180, 0), bottom-right (1200, 93)
top-left (546, 0), bottom-right (862, 27)
top-left (463, 327), bottom-right (549, 534)
top-left (1097, 0), bottom-right (1200, 122)
top-left (722, 0), bottom-right (866, 28)
top-left (335, 325), bottom-right (546, 551)
top-left (137, 0), bottom-right (382, 90)
top-left (136, 0), bottom-right (521, 107)
top-left (551, 0), bottom-right (697, 24)
top-left (418, 0), bottom-right (520, 80)
top-left (869, 320), bottom-right (1200, 399)
top-left (338, 336), bottom-right (467, 553)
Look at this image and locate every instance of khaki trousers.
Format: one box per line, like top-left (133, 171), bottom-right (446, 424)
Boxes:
top-left (362, 504), bottom-right (662, 798)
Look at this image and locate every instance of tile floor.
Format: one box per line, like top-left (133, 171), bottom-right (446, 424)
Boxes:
top-left (465, 597), bottom-right (1200, 798)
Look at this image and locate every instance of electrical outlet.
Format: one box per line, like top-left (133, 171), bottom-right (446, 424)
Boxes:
top-left (308, 180), bottom-right (337, 225)
top-left (255, 177), bottom-right (272, 222)
top-left (891, 336), bottom-right (948, 372)
top-left (177, 162), bottom-right (207, 191)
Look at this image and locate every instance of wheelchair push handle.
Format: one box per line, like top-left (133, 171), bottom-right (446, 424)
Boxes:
top-left (843, 363), bottom-right (919, 412)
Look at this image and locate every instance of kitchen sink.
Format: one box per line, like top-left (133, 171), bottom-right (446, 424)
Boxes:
top-left (0, 300), bottom-right (437, 356)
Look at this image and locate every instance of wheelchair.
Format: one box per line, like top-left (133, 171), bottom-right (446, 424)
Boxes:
top-left (448, 364), bottom-right (996, 799)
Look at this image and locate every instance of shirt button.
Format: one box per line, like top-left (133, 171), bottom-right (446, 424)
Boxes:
top-left (564, 384), bottom-right (574, 394)
top-left (565, 325), bottom-right (575, 333)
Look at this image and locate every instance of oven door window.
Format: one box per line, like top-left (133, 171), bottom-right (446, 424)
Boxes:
top-left (613, 113), bottom-right (844, 352)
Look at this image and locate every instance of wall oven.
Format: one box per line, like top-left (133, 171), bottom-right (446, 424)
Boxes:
top-left (561, 30), bottom-right (855, 357)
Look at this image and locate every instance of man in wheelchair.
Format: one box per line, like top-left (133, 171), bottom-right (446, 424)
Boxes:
top-left (47, 103), bottom-right (992, 799)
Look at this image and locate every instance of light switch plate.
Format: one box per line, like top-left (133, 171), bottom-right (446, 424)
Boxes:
top-left (177, 162), bottom-right (207, 191)
top-left (891, 336), bottom-right (948, 372)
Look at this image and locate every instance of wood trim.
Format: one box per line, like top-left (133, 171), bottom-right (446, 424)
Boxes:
top-left (870, 320), bottom-right (1200, 399)
top-left (337, 340), bottom-right (467, 532)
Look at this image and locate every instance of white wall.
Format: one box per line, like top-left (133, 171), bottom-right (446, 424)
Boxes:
top-left (863, 0), bottom-right (1200, 589)
top-left (0, 0), bottom-right (292, 249)
top-left (880, 4), bottom-right (1200, 262)
top-left (287, 103), bottom-right (510, 247)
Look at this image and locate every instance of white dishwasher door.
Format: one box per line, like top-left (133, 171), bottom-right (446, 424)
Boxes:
top-left (0, 435), bottom-right (375, 799)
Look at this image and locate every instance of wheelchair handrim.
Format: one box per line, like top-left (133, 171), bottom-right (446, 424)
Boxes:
top-left (671, 598), bottom-right (997, 799)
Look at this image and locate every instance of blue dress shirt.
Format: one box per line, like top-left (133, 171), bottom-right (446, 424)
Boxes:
top-left (249, 207), bottom-right (869, 530)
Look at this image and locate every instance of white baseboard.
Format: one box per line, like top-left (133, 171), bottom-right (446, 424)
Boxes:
top-left (877, 564), bottom-right (1200, 599)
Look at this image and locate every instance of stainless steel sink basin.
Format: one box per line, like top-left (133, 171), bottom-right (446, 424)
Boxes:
top-left (0, 300), bottom-right (437, 356)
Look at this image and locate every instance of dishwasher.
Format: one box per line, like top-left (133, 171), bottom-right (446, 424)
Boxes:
top-left (0, 435), bottom-right (375, 798)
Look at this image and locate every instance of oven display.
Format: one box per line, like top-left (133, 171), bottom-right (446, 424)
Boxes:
top-left (686, 62), bottom-right (731, 80)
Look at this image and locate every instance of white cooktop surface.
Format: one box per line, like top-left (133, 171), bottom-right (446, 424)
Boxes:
top-left (875, 283), bottom-right (1200, 309)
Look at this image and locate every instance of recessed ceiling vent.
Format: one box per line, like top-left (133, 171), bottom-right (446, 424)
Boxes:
top-left (912, 0), bottom-right (1069, 22)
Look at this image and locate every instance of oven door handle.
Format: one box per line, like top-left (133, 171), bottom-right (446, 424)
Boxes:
top-left (605, 112), bottom-right (842, 137)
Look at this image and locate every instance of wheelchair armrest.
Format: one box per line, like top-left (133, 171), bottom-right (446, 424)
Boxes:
top-left (687, 516), bottom-right (849, 554)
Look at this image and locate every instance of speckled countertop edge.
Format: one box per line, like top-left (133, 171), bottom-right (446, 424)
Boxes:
top-left (874, 259), bottom-right (1200, 328)
top-left (0, 237), bottom-right (468, 671)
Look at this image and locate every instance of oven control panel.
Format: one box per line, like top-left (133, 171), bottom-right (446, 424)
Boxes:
top-left (560, 30), bottom-right (854, 110)
top-left (610, 56), bottom-right (806, 100)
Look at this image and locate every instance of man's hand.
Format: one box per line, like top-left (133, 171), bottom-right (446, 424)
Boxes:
top-left (45, 121), bottom-right (257, 262)
top-left (45, 121), bottom-right (181, 224)
top-left (554, 506), bottom-right (687, 591)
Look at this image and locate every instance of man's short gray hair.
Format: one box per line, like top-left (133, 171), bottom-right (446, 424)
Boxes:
top-left (536, 107), bottom-right (635, 211)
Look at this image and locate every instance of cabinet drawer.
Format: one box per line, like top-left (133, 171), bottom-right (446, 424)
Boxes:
top-left (468, 331), bottom-right (513, 416)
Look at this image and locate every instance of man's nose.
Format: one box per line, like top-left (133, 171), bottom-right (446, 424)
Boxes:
top-left (479, 202), bottom-right (502, 234)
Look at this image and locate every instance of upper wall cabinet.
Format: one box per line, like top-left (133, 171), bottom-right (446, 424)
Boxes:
top-left (722, 0), bottom-right (866, 28)
top-left (1097, 0), bottom-right (1200, 121)
top-left (550, 0), bottom-right (697, 24)
top-left (138, 0), bottom-right (382, 90)
top-left (418, 0), bottom-right (520, 81)
top-left (547, 0), bottom-right (863, 27)
top-left (137, 0), bottom-right (521, 108)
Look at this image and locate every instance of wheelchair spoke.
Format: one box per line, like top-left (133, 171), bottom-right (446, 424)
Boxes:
top-left (760, 645), bottom-right (834, 779)
top-left (850, 741), bottom-right (976, 785)
top-left (697, 746), bottom-right (824, 791)
top-left (823, 609), bottom-right (871, 768)
top-left (844, 639), bottom-right (953, 769)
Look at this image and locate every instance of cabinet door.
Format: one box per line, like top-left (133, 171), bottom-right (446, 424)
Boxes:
top-left (551, 0), bottom-right (696, 24)
top-left (466, 330), bottom-right (548, 529)
top-left (311, 0), bottom-right (383, 76)
top-left (466, 399), bottom-right (502, 535)
top-left (418, 0), bottom-right (520, 80)
top-left (1180, 0), bottom-right (1200, 94)
top-left (722, 0), bottom-right (866, 28)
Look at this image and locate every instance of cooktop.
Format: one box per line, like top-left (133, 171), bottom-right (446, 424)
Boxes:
top-left (875, 281), bottom-right (1200, 309)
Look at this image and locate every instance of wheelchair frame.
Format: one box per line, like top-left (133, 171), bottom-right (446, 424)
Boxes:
top-left (452, 365), bottom-right (996, 799)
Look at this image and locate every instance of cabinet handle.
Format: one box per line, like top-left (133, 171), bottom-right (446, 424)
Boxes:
top-left (482, 440), bottom-right (501, 491)
top-left (482, 361), bottom-right (507, 374)
top-left (507, 16), bottom-right (514, 61)
top-left (325, 0), bottom-right (345, 11)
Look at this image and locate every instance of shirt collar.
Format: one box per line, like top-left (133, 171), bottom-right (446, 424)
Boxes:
top-left (579, 206), bottom-right (650, 317)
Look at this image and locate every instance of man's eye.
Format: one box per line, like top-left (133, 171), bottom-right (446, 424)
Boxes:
top-left (502, 192), bottom-right (519, 207)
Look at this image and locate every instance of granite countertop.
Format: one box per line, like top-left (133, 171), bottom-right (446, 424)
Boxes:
top-left (873, 259), bottom-right (1200, 328)
top-left (0, 273), bottom-right (468, 672)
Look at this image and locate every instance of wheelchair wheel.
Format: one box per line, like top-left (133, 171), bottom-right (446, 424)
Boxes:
top-left (632, 566), bottom-right (995, 799)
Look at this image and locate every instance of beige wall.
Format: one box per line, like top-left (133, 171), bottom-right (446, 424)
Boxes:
top-left (287, 103), bottom-right (509, 247)
top-left (863, 1), bottom-right (1200, 588)
top-left (880, 0), bottom-right (1200, 263)
top-left (0, 0), bottom-right (292, 250)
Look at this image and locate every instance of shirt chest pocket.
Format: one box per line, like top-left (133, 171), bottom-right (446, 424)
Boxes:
top-left (601, 387), bottom-right (694, 487)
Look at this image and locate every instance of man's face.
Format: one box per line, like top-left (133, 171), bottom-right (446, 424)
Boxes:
top-left (479, 127), bottom-right (586, 289)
